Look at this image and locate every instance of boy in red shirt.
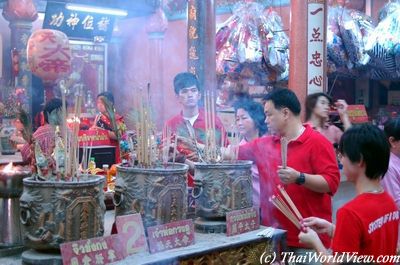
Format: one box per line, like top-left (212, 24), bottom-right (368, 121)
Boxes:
top-left (299, 124), bottom-right (399, 264)
top-left (164, 72), bottom-right (228, 186)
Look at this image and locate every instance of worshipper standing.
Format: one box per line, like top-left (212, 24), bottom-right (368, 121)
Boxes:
top-left (238, 88), bottom-right (340, 263)
top-left (233, 99), bottom-right (267, 207)
top-left (299, 124), bottom-right (398, 264)
top-left (92, 91), bottom-right (126, 163)
top-left (164, 72), bottom-right (228, 186)
top-left (305, 92), bottom-right (351, 146)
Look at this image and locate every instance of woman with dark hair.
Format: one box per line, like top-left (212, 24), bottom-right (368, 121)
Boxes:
top-left (92, 91), bottom-right (126, 162)
top-left (305, 92), bottom-right (351, 146)
top-left (233, 99), bottom-right (267, 206)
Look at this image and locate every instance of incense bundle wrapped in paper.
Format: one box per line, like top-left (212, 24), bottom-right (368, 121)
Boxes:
top-left (53, 126), bottom-right (65, 180)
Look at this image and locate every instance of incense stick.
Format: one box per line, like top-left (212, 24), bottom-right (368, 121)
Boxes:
top-left (281, 137), bottom-right (288, 168)
top-left (270, 196), bottom-right (300, 229)
top-left (278, 185), bottom-right (303, 220)
top-left (172, 133), bottom-right (178, 164)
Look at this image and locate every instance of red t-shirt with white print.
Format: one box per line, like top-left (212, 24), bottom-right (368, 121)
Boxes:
top-left (332, 192), bottom-right (399, 264)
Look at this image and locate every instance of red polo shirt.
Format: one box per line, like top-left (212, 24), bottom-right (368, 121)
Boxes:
top-left (239, 124), bottom-right (340, 248)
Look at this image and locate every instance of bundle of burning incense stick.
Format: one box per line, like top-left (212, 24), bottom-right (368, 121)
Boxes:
top-left (66, 87), bottom-right (83, 180)
top-left (80, 141), bottom-right (93, 174)
top-left (280, 137), bottom-right (288, 168)
top-left (57, 83), bottom-right (83, 181)
top-left (133, 84), bottom-right (157, 168)
top-left (269, 185), bottom-right (303, 229)
top-left (204, 90), bottom-right (219, 162)
top-left (230, 126), bottom-right (241, 161)
top-left (162, 126), bottom-right (171, 165)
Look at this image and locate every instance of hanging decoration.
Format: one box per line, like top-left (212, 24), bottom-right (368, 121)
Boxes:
top-left (27, 29), bottom-right (72, 83)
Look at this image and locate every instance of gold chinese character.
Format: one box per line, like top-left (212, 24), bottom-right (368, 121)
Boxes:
top-left (97, 17), bottom-right (110, 31)
top-left (50, 12), bottom-right (64, 27)
top-left (189, 5), bottom-right (197, 21)
top-left (189, 46), bottom-right (199, 60)
top-left (188, 25), bottom-right (198, 40)
top-left (66, 13), bottom-right (80, 30)
top-left (82, 15), bottom-right (94, 30)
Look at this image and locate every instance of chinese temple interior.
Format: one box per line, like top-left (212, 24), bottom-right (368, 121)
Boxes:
top-left (0, 0), bottom-right (400, 264)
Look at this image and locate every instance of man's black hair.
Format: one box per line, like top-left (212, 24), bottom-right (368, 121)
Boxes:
top-left (233, 99), bottom-right (267, 136)
top-left (339, 124), bottom-right (390, 180)
top-left (173, 72), bottom-right (200, 95)
top-left (263, 88), bottom-right (301, 116)
top-left (384, 117), bottom-right (400, 141)
top-left (43, 98), bottom-right (62, 124)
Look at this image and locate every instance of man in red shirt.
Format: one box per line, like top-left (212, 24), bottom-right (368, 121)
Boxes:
top-left (164, 72), bottom-right (228, 187)
top-left (299, 124), bottom-right (399, 264)
top-left (238, 89), bottom-right (340, 256)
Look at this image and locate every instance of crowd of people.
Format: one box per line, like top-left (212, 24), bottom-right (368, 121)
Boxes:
top-left (10, 71), bottom-right (400, 264)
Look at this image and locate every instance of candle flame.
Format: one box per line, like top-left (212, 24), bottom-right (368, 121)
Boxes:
top-left (3, 162), bottom-right (14, 173)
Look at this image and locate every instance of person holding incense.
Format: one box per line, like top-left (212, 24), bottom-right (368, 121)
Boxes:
top-left (164, 72), bottom-right (228, 187)
top-left (233, 99), bottom-right (267, 207)
top-left (305, 92), bottom-right (351, 147)
top-left (299, 124), bottom-right (398, 264)
top-left (91, 91), bottom-right (126, 163)
top-left (237, 88), bottom-right (340, 258)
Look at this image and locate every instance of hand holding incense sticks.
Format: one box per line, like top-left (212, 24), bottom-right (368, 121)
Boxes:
top-left (229, 125), bottom-right (241, 161)
top-left (270, 185), bottom-right (303, 230)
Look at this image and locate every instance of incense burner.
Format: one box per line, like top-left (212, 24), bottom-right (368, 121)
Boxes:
top-left (193, 161), bottom-right (253, 219)
top-left (20, 175), bottom-right (105, 251)
top-left (0, 163), bottom-right (30, 247)
top-left (114, 163), bottom-right (189, 229)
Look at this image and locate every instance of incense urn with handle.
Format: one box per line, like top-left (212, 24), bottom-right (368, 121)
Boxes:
top-left (193, 161), bottom-right (253, 219)
top-left (114, 162), bottom-right (189, 229)
top-left (20, 175), bottom-right (105, 251)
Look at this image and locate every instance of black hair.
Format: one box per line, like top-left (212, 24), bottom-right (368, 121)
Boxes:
top-left (97, 91), bottom-right (114, 105)
top-left (305, 92), bottom-right (333, 121)
top-left (43, 98), bottom-right (62, 124)
top-left (263, 88), bottom-right (301, 116)
top-left (173, 72), bottom-right (200, 95)
top-left (233, 99), bottom-right (267, 136)
top-left (339, 124), bottom-right (390, 180)
top-left (384, 117), bottom-right (400, 141)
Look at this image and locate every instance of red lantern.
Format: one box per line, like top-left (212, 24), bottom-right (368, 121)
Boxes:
top-left (2, 0), bottom-right (38, 22)
top-left (27, 29), bottom-right (72, 82)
